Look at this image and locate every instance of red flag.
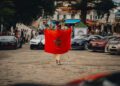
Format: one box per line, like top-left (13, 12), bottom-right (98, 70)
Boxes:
top-left (44, 28), bottom-right (72, 54)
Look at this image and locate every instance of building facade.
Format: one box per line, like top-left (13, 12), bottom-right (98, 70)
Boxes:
top-left (53, 0), bottom-right (120, 23)
top-left (53, 0), bottom-right (80, 20)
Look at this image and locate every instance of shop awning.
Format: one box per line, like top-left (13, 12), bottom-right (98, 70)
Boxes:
top-left (65, 19), bottom-right (81, 24)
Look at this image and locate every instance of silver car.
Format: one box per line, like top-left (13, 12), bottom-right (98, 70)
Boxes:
top-left (0, 36), bottom-right (21, 49)
top-left (105, 37), bottom-right (120, 54)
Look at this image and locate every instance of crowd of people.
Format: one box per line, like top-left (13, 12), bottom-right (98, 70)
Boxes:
top-left (0, 21), bottom-right (120, 41)
top-left (38, 19), bottom-right (120, 37)
top-left (87, 22), bottom-right (120, 36)
top-left (0, 25), bottom-right (37, 45)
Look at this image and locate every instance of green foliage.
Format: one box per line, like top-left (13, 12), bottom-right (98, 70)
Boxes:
top-left (74, 22), bottom-right (87, 28)
top-left (0, 0), bottom-right (55, 29)
top-left (0, 0), bottom-right (15, 29)
top-left (0, 0), bottom-right (15, 18)
top-left (41, 0), bottom-right (55, 16)
top-left (14, 0), bottom-right (42, 25)
top-left (95, 0), bottom-right (116, 17)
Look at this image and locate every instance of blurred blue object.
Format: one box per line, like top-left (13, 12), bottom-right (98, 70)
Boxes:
top-left (65, 19), bottom-right (81, 24)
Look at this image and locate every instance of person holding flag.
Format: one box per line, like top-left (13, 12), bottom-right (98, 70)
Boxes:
top-left (44, 22), bottom-right (72, 65)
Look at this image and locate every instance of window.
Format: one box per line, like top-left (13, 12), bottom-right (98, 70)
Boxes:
top-left (71, 14), bottom-right (75, 19)
top-left (90, 15), bottom-right (92, 20)
top-left (63, 15), bottom-right (66, 19)
top-left (95, 16), bottom-right (98, 19)
top-left (57, 15), bottom-right (59, 20)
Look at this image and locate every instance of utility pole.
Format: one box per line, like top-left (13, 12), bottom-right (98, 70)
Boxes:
top-left (42, 9), bottom-right (44, 19)
top-left (0, 17), bottom-right (4, 34)
top-left (1, 24), bottom-right (3, 33)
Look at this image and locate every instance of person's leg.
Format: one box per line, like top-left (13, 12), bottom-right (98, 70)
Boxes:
top-left (54, 54), bottom-right (61, 65)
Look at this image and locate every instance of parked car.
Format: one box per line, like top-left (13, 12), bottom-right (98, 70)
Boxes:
top-left (83, 35), bottom-right (104, 50)
top-left (88, 36), bottom-right (117, 52)
top-left (71, 35), bottom-right (89, 50)
top-left (71, 35), bottom-right (104, 50)
top-left (71, 38), bottom-right (87, 50)
top-left (105, 37), bottom-right (120, 54)
top-left (30, 35), bottom-right (45, 49)
top-left (0, 36), bottom-right (22, 49)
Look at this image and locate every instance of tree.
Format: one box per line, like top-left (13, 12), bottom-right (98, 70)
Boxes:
top-left (41, 0), bottom-right (55, 18)
top-left (0, 0), bottom-right (15, 30)
top-left (0, 0), bottom-right (55, 30)
top-left (14, 0), bottom-right (55, 25)
top-left (95, 0), bottom-right (116, 22)
top-left (14, 0), bottom-right (42, 25)
top-left (72, 0), bottom-right (115, 23)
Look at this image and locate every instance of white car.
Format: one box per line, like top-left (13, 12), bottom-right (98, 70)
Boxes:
top-left (105, 37), bottom-right (120, 54)
top-left (30, 35), bottom-right (45, 49)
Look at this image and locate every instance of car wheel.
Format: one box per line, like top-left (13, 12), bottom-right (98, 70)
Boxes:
top-left (38, 43), bottom-right (41, 49)
top-left (19, 44), bottom-right (22, 48)
top-left (104, 47), bottom-right (108, 53)
top-left (19, 42), bottom-right (22, 48)
top-left (92, 49), bottom-right (96, 52)
top-left (38, 43), bottom-right (44, 49)
top-left (13, 43), bottom-right (17, 49)
top-left (110, 52), bottom-right (115, 55)
top-left (30, 45), bottom-right (34, 50)
top-left (104, 46), bottom-right (109, 53)
top-left (85, 42), bottom-right (90, 50)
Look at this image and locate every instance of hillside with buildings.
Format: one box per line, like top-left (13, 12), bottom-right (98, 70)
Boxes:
top-left (53, 0), bottom-right (120, 23)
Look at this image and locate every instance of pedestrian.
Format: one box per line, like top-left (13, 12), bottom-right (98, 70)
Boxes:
top-left (22, 29), bottom-right (26, 44)
top-left (44, 23), bottom-right (72, 65)
top-left (31, 30), bottom-right (34, 39)
top-left (15, 27), bottom-right (19, 38)
top-left (20, 29), bottom-right (24, 44)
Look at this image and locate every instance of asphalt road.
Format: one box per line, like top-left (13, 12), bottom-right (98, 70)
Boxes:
top-left (0, 44), bottom-right (120, 86)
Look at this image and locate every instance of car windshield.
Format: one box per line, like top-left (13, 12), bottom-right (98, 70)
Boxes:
top-left (35, 35), bottom-right (44, 40)
top-left (104, 36), bottom-right (117, 40)
top-left (0, 36), bottom-right (15, 42)
top-left (74, 39), bottom-right (83, 41)
top-left (74, 35), bottom-right (89, 39)
top-left (72, 38), bottom-right (85, 43)
top-left (113, 37), bottom-right (120, 41)
top-left (93, 35), bottom-right (104, 39)
top-left (108, 37), bottom-right (120, 44)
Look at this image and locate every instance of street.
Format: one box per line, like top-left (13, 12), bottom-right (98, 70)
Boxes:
top-left (0, 44), bottom-right (120, 86)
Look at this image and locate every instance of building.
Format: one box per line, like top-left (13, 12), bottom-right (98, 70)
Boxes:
top-left (53, 0), bottom-right (81, 20)
top-left (53, 0), bottom-right (120, 23)
top-left (114, 6), bottom-right (120, 22)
